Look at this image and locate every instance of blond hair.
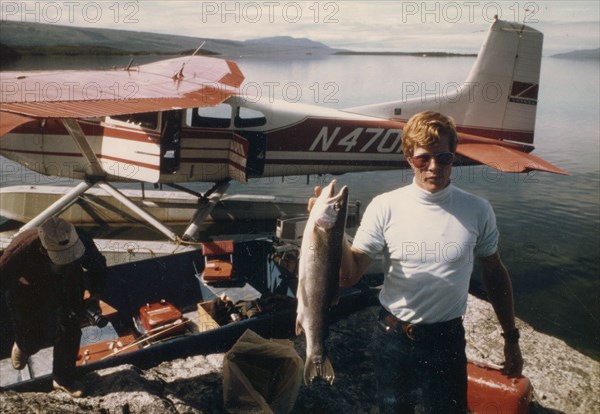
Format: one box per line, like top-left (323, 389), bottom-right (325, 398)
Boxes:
top-left (401, 112), bottom-right (458, 158)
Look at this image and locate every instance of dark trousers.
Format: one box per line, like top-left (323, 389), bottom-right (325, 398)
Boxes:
top-left (370, 310), bottom-right (468, 414)
top-left (6, 279), bottom-right (83, 385)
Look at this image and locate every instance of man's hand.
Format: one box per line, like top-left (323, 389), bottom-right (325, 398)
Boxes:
top-left (17, 277), bottom-right (30, 286)
top-left (503, 341), bottom-right (524, 377)
top-left (307, 186), bottom-right (322, 213)
top-left (83, 289), bottom-right (101, 305)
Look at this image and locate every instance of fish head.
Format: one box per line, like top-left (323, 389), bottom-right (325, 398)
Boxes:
top-left (312, 180), bottom-right (349, 231)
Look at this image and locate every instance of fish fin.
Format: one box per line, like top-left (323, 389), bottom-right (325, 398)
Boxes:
top-left (304, 356), bottom-right (335, 386)
top-left (295, 320), bottom-right (304, 336)
top-left (296, 276), bottom-right (305, 301)
top-left (295, 281), bottom-right (307, 337)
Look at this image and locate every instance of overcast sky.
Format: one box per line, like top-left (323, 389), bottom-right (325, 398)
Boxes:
top-left (2, 1), bottom-right (599, 54)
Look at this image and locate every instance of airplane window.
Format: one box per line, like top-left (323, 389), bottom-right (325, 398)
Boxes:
top-left (234, 106), bottom-right (267, 128)
top-left (186, 103), bottom-right (232, 128)
top-left (110, 112), bottom-right (158, 129)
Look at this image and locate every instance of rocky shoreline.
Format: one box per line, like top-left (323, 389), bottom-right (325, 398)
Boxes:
top-left (1, 295), bottom-right (598, 413)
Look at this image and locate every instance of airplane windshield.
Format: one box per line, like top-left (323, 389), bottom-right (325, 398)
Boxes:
top-left (186, 103), bottom-right (232, 128)
top-left (235, 107), bottom-right (267, 128)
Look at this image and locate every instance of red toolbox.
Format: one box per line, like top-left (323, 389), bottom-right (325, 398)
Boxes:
top-left (467, 361), bottom-right (533, 414)
top-left (77, 334), bottom-right (138, 366)
top-left (202, 240), bottom-right (234, 282)
top-left (138, 300), bottom-right (185, 338)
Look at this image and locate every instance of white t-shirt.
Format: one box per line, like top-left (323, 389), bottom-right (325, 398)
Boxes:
top-left (353, 181), bottom-right (498, 323)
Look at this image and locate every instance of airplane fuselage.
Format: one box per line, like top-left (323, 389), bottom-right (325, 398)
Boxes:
top-left (0, 19), bottom-right (568, 241)
top-left (1, 95), bottom-right (408, 184)
top-left (1, 18), bottom-right (567, 191)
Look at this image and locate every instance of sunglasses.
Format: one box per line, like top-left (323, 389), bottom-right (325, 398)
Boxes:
top-left (410, 152), bottom-right (455, 168)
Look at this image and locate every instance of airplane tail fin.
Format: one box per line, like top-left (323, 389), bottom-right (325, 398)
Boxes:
top-left (345, 18), bottom-right (543, 147)
top-left (454, 18), bottom-right (543, 144)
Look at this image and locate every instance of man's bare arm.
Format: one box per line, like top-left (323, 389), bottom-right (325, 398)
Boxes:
top-left (339, 237), bottom-right (372, 288)
top-left (480, 250), bottom-right (524, 376)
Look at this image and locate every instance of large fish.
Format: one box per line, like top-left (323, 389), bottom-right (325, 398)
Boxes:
top-left (296, 180), bottom-right (349, 385)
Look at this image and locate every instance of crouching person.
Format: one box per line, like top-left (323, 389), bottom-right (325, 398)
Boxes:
top-left (0, 217), bottom-right (107, 398)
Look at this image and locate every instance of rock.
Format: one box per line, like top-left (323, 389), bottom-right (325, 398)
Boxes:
top-left (1, 295), bottom-right (598, 413)
top-left (464, 295), bottom-right (600, 414)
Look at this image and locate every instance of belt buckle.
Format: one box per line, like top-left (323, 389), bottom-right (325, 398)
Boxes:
top-left (381, 310), bottom-right (416, 340)
top-left (403, 323), bottom-right (416, 341)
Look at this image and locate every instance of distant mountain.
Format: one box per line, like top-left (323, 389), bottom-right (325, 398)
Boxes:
top-left (245, 36), bottom-right (331, 48)
top-left (243, 36), bottom-right (341, 56)
top-left (551, 48), bottom-right (600, 60)
top-left (0, 20), bottom-right (341, 58)
top-left (335, 51), bottom-right (476, 57)
top-left (0, 43), bottom-right (21, 60)
top-left (1, 20), bottom-right (476, 62)
top-left (2, 20), bottom-right (215, 54)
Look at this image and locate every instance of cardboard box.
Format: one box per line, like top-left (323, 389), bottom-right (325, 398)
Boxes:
top-left (276, 216), bottom-right (307, 241)
top-left (197, 301), bottom-right (220, 333)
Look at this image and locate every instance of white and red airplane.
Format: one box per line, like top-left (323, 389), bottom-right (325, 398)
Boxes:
top-left (0, 18), bottom-right (567, 241)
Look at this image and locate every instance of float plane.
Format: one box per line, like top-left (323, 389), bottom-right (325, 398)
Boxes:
top-left (0, 18), bottom-right (567, 241)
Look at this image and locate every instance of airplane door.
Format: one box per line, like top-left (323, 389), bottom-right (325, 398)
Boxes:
top-left (103, 112), bottom-right (162, 183)
top-left (182, 103), bottom-right (253, 183)
top-left (234, 106), bottom-right (267, 178)
top-left (160, 110), bottom-right (182, 174)
top-left (235, 130), bottom-right (266, 178)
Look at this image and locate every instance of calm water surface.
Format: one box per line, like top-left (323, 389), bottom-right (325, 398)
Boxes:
top-left (1, 54), bottom-right (598, 360)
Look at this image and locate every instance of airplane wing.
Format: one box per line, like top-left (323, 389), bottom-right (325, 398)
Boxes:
top-left (456, 132), bottom-right (569, 175)
top-left (0, 111), bottom-right (38, 137)
top-left (0, 56), bottom-right (244, 121)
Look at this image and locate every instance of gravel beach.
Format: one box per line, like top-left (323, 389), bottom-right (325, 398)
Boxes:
top-left (1, 295), bottom-right (598, 413)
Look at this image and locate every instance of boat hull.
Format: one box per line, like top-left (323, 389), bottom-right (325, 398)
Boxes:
top-left (0, 238), bottom-right (370, 391)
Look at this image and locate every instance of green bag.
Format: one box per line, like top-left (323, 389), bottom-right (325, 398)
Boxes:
top-left (223, 329), bottom-right (303, 414)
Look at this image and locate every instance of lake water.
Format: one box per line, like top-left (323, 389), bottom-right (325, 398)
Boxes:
top-left (1, 54), bottom-right (598, 360)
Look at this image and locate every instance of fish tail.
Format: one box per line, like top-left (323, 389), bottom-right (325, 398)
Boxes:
top-left (304, 356), bottom-right (335, 385)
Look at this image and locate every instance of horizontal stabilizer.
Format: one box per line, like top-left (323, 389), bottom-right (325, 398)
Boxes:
top-left (456, 143), bottom-right (569, 175)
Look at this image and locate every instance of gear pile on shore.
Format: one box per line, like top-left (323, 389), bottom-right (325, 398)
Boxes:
top-left (1, 295), bottom-right (598, 413)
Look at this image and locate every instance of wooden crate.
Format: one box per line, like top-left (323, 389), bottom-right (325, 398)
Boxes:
top-left (197, 301), bottom-right (221, 333)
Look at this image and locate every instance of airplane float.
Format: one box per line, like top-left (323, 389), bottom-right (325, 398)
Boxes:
top-left (0, 18), bottom-right (568, 242)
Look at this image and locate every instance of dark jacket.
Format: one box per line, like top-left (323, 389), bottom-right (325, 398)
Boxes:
top-left (0, 228), bottom-right (106, 295)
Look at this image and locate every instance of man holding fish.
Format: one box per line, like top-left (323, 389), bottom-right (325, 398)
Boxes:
top-left (304, 111), bottom-right (523, 413)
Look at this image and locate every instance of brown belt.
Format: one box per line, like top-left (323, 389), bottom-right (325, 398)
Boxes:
top-left (379, 308), bottom-right (462, 341)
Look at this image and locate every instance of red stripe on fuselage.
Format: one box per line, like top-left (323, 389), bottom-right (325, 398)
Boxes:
top-left (266, 117), bottom-right (405, 152)
top-left (265, 158), bottom-right (406, 167)
top-left (456, 126), bottom-right (534, 144)
top-left (393, 118), bottom-right (534, 145)
top-left (0, 148), bottom-right (160, 171)
top-left (265, 117), bottom-right (532, 151)
top-left (1, 148), bottom-right (77, 158)
top-left (8, 119), bottom-right (160, 142)
top-left (99, 154), bottom-right (160, 171)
